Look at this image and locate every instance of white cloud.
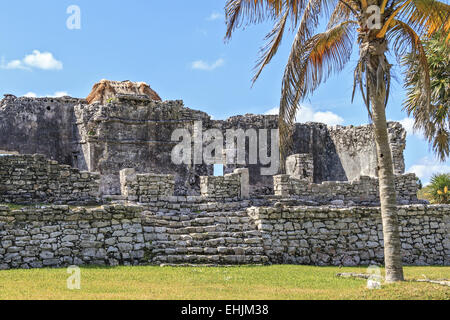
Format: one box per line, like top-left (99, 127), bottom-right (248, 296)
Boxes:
top-left (23, 91), bottom-right (69, 98)
top-left (207, 12), bottom-right (223, 21)
top-left (265, 105), bottom-right (344, 126)
top-left (23, 50), bottom-right (63, 70)
top-left (264, 108), bottom-right (279, 115)
top-left (24, 92), bottom-right (37, 98)
top-left (51, 91), bottom-right (68, 97)
top-left (311, 111), bottom-right (345, 126)
top-left (1, 50), bottom-right (63, 71)
top-left (407, 157), bottom-right (450, 184)
top-left (2, 59), bottom-right (29, 70)
top-left (398, 117), bottom-right (424, 139)
top-left (191, 58), bottom-right (225, 71)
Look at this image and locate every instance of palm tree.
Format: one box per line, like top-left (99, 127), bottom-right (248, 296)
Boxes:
top-left (225, 0), bottom-right (450, 282)
top-left (428, 173), bottom-right (450, 204)
top-left (403, 30), bottom-right (450, 160)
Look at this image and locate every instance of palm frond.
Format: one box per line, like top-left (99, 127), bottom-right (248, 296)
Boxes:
top-left (403, 30), bottom-right (450, 161)
top-left (388, 19), bottom-right (431, 110)
top-left (433, 127), bottom-right (450, 161)
top-left (296, 0), bottom-right (335, 46)
top-left (352, 60), bottom-right (372, 118)
top-left (225, 0), bottom-right (307, 40)
top-left (378, 0), bottom-right (414, 38)
top-left (253, 8), bottom-right (290, 84)
top-left (327, 0), bottom-right (356, 29)
top-left (394, 0), bottom-right (450, 37)
top-left (252, 0), bottom-right (334, 84)
top-left (278, 20), bottom-right (357, 161)
top-left (225, 0), bottom-right (274, 40)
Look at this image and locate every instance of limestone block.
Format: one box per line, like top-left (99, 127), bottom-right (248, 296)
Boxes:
top-left (286, 154), bottom-right (314, 182)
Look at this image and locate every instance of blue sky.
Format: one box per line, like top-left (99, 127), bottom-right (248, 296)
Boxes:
top-left (0, 0), bottom-right (448, 183)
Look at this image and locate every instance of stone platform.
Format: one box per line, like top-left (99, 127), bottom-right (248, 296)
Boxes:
top-left (0, 202), bottom-right (448, 270)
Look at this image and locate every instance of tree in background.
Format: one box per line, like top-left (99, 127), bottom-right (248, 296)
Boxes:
top-left (225, 0), bottom-right (450, 282)
top-left (422, 173), bottom-right (450, 204)
top-left (404, 30), bottom-right (450, 161)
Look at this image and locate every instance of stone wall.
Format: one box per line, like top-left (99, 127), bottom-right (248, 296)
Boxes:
top-left (200, 169), bottom-right (250, 200)
top-left (74, 97), bottom-right (212, 196)
top-left (120, 168), bottom-right (175, 202)
top-left (0, 203), bottom-right (268, 269)
top-left (215, 114), bottom-right (279, 195)
top-left (0, 154), bottom-right (100, 205)
top-left (0, 204), bottom-right (146, 269)
top-left (323, 122), bottom-right (406, 180)
top-left (285, 154), bottom-right (314, 182)
top-left (247, 205), bottom-right (450, 266)
top-left (0, 93), bottom-right (408, 197)
top-left (200, 173), bottom-right (241, 200)
top-left (217, 116), bottom-right (406, 193)
top-left (273, 173), bottom-right (419, 205)
top-left (0, 203), bottom-right (447, 269)
top-left (0, 95), bottom-right (85, 165)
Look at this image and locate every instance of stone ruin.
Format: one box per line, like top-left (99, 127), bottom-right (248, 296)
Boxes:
top-left (0, 80), bottom-right (448, 269)
top-left (0, 80), bottom-right (407, 197)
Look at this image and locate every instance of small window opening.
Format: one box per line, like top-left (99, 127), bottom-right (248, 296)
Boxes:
top-left (214, 164), bottom-right (224, 177)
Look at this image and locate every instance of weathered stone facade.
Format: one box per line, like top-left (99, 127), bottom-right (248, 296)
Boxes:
top-left (219, 117), bottom-right (406, 195)
top-left (0, 90), bottom-right (407, 196)
top-left (86, 80), bottom-right (161, 105)
top-left (0, 81), bottom-right (445, 270)
top-left (285, 154), bottom-right (314, 182)
top-left (0, 203), bottom-right (448, 270)
top-left (247, 205), bottom-right (449, 266)
top-left (0, 96), bottom-right (85, 165)
top-left (0, 204), bottom-right (146, 269)
top-left (73, 97), bottom-right (212, 196)
top-left (200, 169), bottom-right (250, 201)
top-left (291, 121), bottom-right (406, 182)
top-left (0, 154), bottom-right (100, 205)
top-left (274, 173), bottom-right (419, 206)
top-left (120, 168), bottom-right (175, 202)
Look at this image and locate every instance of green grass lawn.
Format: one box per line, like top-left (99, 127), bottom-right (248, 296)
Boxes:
top-left (0, 265), bottom-right (448, 300)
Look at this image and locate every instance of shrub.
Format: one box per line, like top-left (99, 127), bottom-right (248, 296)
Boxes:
top-left (428, 173), bottom-right (450, 204)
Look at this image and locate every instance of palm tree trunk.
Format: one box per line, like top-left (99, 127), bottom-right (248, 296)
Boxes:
top-left (365, 40), bottom-right (405, 283)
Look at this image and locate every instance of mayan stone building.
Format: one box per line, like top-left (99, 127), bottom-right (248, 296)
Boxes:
top-left (0, 80), bottom-right (406, 196)
top-left (0, 80), bottom-right (448, 269)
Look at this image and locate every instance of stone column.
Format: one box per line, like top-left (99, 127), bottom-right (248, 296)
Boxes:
top-left (119, 168), bottom-right (137, 198)
top-left (285, 154), bottom-right (314, 182)
top-left (234, 168), bottom-right (250, 199)
top-left (273, 175), bottom-right (291, 197)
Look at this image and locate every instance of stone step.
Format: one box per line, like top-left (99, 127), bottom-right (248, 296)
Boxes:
top-left (155, 223), bottom-right (257, 234)
top-left (152, 254), bottom-right (270, 265)
top-left (147, 230), bottom-right (263, 242)
top-left (144, 217), bottom-right (258, 230)
top-left (146, 211), bottom-right (251, 222)
top-left (146, 219), bottom-right (256, 228)
top-left (151, 246), bottom-right (265, 256)
top-left (150, 236), bottom-right (263, 249)
top-left (145, 218), bottom-right (253, 227)
top-left (159, 263), bottom-right (267, 268)
top-left (102, 195), bottom-right (126, 201)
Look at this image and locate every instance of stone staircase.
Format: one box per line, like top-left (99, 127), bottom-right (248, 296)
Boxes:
top-left (143, 209), bottom-right (270, 266)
